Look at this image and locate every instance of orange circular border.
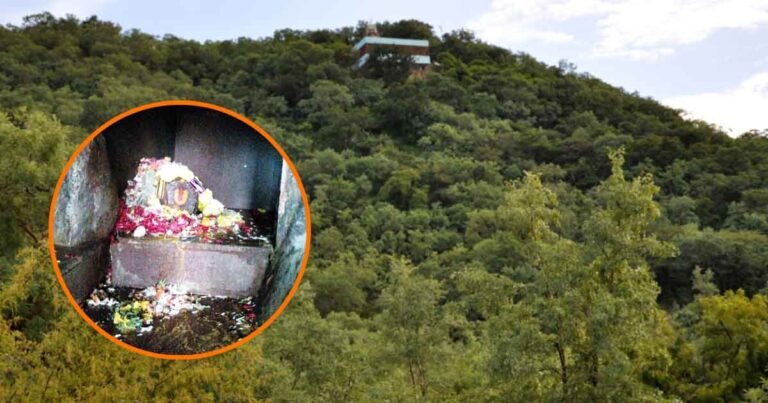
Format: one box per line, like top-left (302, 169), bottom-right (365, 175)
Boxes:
top-left (47, 100), bottom-right (312, 360)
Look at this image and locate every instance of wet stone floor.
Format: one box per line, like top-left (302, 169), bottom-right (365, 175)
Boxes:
top-left (81, 282), bottom-right (260, 355)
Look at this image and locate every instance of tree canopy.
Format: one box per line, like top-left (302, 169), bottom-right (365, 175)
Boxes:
top-left (1, 14), bottom-right (767, 401)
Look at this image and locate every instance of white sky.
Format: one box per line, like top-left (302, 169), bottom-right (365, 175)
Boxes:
top-left (3, 0), bottom-right (768, 136)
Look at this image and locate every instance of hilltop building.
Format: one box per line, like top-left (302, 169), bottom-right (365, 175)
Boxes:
top-left (352, 23), bottom-right (431, 73)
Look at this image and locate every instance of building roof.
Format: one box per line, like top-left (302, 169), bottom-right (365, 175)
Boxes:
top-left (353, 36), bottom-right (430, 51)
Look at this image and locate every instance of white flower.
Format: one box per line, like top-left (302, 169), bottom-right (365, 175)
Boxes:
top-left (158, 162), bottom-right (194, 182)
top-left (198, 188), bottom-right (225, 216)
top-left (147, 195), bottom-right (161, 208)
top-left (133, 226), bottom-right (147, 238)
top-left (203, 199), bottom-right (224, 216)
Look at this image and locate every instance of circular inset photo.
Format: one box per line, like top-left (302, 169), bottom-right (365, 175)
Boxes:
top-left (48, 101), bottom-right (311, 359)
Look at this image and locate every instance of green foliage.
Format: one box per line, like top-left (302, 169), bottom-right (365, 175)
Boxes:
top-left (692, 266), bottom-right (719, 297)
top-left (477, 154), bottom-right (676, 401)
top-left (0, 110), bottom-right (71, 252)
top-left (666, 291), bottom-right (768, 400)
top-left (0, 14), bottom-right (766, 401)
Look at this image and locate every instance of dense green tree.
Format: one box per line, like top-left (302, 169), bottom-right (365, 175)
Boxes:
top-left (479, 151), bottom-right (676, 401)
top-left (666, 291), bottom-right (768, 400)
top-left (0, 14), bottom-right (767, 401)
top-left (0, 110), bottom-right (71, 252)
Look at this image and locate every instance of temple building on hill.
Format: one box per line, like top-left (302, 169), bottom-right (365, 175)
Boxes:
top-left (352, 23), bottom-right (431, 73)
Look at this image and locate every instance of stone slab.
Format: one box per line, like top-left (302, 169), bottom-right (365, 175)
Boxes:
top-left (111, 238), bottom-right (271, 297)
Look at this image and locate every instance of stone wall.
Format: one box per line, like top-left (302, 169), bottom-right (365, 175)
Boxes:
top-left (53, 135), bottom-right (118, 301)
top-left (54, 136), bottom-right (118, 247)
top-left (257, 161), bottom-right (307, 320)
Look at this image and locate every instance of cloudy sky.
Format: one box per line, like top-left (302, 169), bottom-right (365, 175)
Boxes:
top-left (3, 0), bottom-right (768, 136)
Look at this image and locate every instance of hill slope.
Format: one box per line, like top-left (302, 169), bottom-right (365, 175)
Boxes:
top-left (1, 14), bottom-right (767, 401)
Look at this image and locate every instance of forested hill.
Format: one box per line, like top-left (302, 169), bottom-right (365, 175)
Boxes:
top-left (1, 13), bottom-right (768, 401)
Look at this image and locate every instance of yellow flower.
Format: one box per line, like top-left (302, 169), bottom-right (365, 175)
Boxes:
top-left (198, 189), bottom-right (213, 208)
top-left (217, 211), bottom-right (242, 228)
top-left (198, 189), bottom-right (224, 216)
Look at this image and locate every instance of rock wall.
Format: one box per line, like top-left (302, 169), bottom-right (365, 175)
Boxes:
top-left (258, 161), bottom-right (307, 320)
top-left (53, 135), bottom-right (118, 301)
top-left (56, 240), bottom-right (110, 303)
top-left (174, 108), bottom-right (283, 212)
top-left (54, 135), bottom-right (118, 247)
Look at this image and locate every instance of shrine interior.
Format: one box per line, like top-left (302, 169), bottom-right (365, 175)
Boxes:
top-left (103, 106), bottom-right (283, 223)
top-left (53, 106), bottom-right (307, 332)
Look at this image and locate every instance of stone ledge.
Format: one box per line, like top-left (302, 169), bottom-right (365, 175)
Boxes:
top-left (111, 238), bottom-right (271, 298)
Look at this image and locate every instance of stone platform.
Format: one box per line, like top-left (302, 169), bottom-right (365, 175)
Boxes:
top-left (111, 237), bottom-right (271, 297)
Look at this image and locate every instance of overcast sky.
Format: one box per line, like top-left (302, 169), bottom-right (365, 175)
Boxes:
top-left (3, 0), bottom-right (768, 136)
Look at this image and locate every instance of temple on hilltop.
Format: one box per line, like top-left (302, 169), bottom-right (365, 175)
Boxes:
top-left (352, 23), bottom-right (431, 75)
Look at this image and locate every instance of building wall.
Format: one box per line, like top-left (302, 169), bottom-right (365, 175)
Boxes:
top-left (359, 43), bottom-right (430, 56)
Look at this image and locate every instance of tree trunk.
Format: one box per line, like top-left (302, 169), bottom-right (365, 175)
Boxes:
top-left (555, 342), bottom-right (568, 396)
